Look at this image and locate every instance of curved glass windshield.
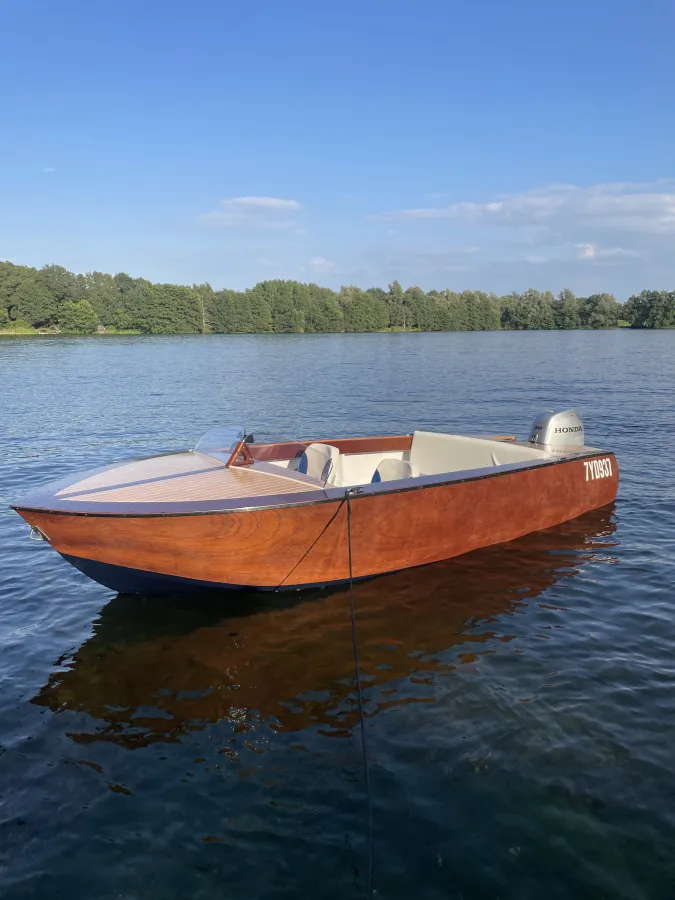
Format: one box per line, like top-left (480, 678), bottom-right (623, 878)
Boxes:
top-left (194, 426), bottom-right (246, 464)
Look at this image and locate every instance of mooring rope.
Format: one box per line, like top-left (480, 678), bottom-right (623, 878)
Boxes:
top-left (345, 487), bottom-right (375, 899)
top-left (274, 498), bottom-right (343, 591)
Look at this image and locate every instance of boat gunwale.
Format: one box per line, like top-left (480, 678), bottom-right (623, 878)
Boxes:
top-left (10, 446), bottom-right (617, 519)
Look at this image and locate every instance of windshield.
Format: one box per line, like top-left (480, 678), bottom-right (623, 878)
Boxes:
top-left (194, 426), bottom-right (246, 464)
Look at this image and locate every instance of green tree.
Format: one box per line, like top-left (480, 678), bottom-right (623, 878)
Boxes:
top-left (81, 272), bottom-right (123, 326)
top-left (137, 283), bottom-right (201, 334)
top-left (113, 272), bottom-right (138, 294)
top-left (208, 289), bottom-right (236, 332)
top-left (37, 264), bottom-right (83, 325)
top-left (212, 290), bottom-right (273, 333)
top-left (59, 299), bottom-right (100, 334)
top-left (442, 291), bottom-right (469, 330)
top-left (553, 288), bottom-right (582, 329)
top-left (251, 281), bottom-right (304, 332)
top-left (247, 292), bottom-right (274, 332)
top-left (623, 291), bottom-right (649, 327)
top-left (122, 278), bottom-right (153, 332)
top-left (480, 293), bottom-right (502, 330)
top-left (386, 280), bottom-right (409, 328)
top-left (582, 293), bottom-right (620, 329)
top-left (461, 291), bottom-right (501, 330)
top-left (624, 290), bottom-right (675, 328)
top-left (0, 261), bottom-right (53, 326)
top-left (192, 283), bottom-right (216, 333)
top-left (304, 289), bottom-right (344, 332)
top-left (110, 273), bottom-right (147, 331)
top-left (500, 290), bottom-right (554, 329)
top-left (230, 294), bottom-right (256, 333)
top-left (0, 262), bottom-right (28, 322)
top-left (342, 287), bottom-right (389, 332)
top-left (111, 306), bottom-right (134, 331)
top-left (408, 292), bottom-right (435, 330)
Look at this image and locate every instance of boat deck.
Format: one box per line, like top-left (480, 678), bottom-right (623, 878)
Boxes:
top-left (14, 433), bottom-right (609, 519)
top-left (55, 452), bottom-right (321, 505)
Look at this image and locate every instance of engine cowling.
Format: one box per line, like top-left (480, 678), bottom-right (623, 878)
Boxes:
top-left (528, 409), bottom-right (585, 448)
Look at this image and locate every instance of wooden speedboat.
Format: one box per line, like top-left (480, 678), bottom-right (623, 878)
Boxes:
top-left (11, 410), bottom-right (618, 594)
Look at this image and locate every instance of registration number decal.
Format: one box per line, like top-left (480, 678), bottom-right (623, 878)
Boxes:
top-left (584, 458), bottom-right (612, 481)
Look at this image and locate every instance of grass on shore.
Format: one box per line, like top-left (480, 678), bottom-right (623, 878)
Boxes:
top-left (0, 325), bottom-right (38, 335)
top-left (0, 326), bottom-right (143, 336)
top-left (97, 327), bottom-right (142, 335)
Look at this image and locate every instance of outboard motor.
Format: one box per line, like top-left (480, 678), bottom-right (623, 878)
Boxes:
top-left (528, 408), bottom-right (585, 449)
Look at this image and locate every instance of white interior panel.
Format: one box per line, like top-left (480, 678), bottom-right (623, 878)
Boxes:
top-left (410, 432), bottom-right (551, 475)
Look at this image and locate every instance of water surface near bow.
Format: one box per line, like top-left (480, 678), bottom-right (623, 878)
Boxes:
top-left (1, 331), bottom-right (674, 899)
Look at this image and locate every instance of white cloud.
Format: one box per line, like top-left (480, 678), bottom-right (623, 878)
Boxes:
top-left (232, 196), bottom-right (300, 211)
top-left (575, 243), bottom-right (638, 261)
top-left (576, 243), bottom-right (597, 260)
top-left (202, 196), bottom-right (302, 229)
top-left (373, 180), bottom-right (675, 234)
top-left (43, 167), bottom-right (55, 173)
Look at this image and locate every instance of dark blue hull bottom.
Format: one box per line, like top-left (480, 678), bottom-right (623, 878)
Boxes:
top-left (61, 554), bottom-right (372, 594)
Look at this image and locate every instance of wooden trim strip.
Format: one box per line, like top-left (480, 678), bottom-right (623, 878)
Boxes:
top-left (249, 434), bottom-right (413, 461)
top-left (249, 434), bottom-right (516, 462)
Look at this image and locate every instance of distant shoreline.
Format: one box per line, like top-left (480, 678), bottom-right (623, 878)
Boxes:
top-left (4, 262), bottom-right (674, 333)
top-left (4, 324), bottom-right (672, 338)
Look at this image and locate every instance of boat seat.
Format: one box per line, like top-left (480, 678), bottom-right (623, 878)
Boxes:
top-left (298, 443), bottom-right (341, 486)
top-left (410, 430), bottom-right (549, 475)
top-left (371, 458), bottom-right (419, 483)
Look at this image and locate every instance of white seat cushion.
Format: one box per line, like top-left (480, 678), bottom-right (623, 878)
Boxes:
top-left (371, 458), bottom-right (419, 483)
top-left (298, 443), bottom-right (341, 486)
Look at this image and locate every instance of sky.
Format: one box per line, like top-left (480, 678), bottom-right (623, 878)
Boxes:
top-left (1, 0), bottom-right (674, 299)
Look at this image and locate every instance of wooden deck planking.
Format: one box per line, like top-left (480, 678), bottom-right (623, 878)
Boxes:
top-left (57, 452), bottom-right (223, 497)
top-left (63, 462), bottom-right (320, 504)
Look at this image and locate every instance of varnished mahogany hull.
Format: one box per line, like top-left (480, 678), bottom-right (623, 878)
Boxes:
top-left (17, 455), bottom-right (618, 593)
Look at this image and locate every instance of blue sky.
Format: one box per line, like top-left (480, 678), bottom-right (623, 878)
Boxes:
top-left (1, 0), bottom-right (674, 298)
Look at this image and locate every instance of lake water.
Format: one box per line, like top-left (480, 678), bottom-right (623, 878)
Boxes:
top-left (1, 330), bottom-right (674, 900)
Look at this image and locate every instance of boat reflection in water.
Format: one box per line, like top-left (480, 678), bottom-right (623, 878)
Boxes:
top-left (33, 507), bottom-right (617, 748)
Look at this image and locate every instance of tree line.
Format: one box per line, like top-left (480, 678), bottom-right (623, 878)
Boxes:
top-left (0, 260), bottom-right (673, 335)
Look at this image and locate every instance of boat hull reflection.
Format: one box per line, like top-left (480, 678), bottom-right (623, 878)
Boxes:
top-left (33, 507), bottom-right (617, 747)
